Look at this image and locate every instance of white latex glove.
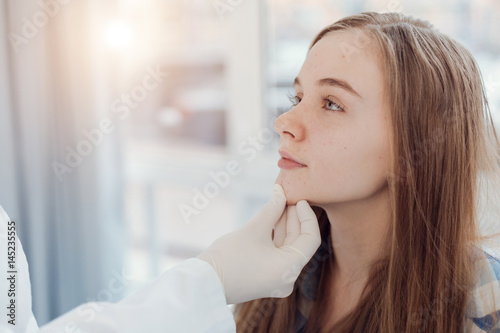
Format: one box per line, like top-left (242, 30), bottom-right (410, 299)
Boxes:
top-left (197, 184), bottom-right (321, 305)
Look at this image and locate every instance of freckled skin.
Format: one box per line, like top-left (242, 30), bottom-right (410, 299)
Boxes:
top-left (274, 30), bottom-right (392, 207)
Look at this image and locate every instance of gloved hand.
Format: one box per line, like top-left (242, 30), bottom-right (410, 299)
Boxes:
top-left (197, 184), bottom-right (321, 305)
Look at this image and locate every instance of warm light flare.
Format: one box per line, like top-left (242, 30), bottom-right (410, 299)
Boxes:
top-left (105, 20), bottom-right (133, 50)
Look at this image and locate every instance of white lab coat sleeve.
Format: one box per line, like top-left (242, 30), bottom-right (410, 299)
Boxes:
top-left (1, 205), bottom-right (237, 333)
top-left (40, 258), bottom-right (237, 333)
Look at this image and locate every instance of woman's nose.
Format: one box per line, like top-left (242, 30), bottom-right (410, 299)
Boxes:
top-left (274, 109), bottom-right (305, 141)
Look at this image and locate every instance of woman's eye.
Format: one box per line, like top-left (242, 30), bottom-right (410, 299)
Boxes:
top-left (287, 93), bottom-right (301, 107)
top-left (286, 92), bottom-right (344, 112)
top-left (325, 99), bottom-right (344, 112)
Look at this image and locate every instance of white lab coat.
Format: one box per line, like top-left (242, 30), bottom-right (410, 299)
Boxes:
top-left (0, 206), bottom-right (236, 333)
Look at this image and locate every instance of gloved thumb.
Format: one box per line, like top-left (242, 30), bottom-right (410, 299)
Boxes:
top-left (248, 184), bottom-right (287, 234)
top-left (280, 200), bottom-right (321, 265)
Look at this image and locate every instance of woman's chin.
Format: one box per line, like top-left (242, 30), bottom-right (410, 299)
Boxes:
top-left (286, 197), bottom-right (300, 205)
top-left (275, 178), bottom-right (308, 205)
top-left (280, 186), bottom-right (305, 205)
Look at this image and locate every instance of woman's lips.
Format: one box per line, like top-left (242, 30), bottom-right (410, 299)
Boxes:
top-left (278, 150), bottom-right (307, 169)
top-left (278, 158), bottom-right (307, 169)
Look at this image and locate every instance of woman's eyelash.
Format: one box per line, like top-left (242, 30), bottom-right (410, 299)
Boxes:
top-left (286, 92), bottom-right (345, 112)
top-left (322, 94), bottom-right (345, 111)
top-left (287, 92), bottom-right (300, 107)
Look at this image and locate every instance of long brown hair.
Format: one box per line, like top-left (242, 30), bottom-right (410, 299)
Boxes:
top-left (234, 12), bottom-right (500, 332)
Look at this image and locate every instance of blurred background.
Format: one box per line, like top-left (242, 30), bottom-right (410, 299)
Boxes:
top-left (0, 0), bottom-right (499, 325)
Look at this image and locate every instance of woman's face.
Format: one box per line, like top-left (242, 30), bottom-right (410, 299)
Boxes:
top-left (274, 30), bottom-right (392, 206)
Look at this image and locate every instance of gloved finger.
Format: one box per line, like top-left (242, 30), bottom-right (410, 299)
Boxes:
top-left (280, 200), bottom-right (321, 264)
top-left (273, 208), bottom-right (287, 247)
top-left (249, 184), bottom-right (287, 236)
top-left (283, 205), bottom-right (300, 246)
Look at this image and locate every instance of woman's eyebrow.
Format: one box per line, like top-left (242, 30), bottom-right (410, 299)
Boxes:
top-left (293, 76), bottom-right (362, 99)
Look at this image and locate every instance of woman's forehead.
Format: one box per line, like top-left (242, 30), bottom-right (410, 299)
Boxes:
top-left (297, 30), bottom-right (384, 100)
top-left (304, 30), bottom-right (380, 73)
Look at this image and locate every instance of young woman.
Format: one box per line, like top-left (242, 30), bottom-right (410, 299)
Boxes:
top-left (234, 12), bottom-right (500, 332)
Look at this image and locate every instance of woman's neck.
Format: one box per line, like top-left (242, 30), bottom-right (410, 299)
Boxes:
top-left (316, 185), bottom-right (392, 332)
top-left (320, 184), bottom-right (392, 286)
